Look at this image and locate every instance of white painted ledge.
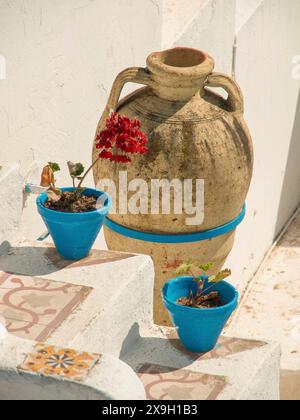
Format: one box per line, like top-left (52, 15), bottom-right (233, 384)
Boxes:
top-left (0, 241), bottom-right (155, 357)
top-left (0, 163), bottom-right (23, 252)
top-left (0, 335), bottom-right (145, 400)
top-left (0, 318), bottom-right (7, 340)
top-left (121, 325), bottom-right (281, 400)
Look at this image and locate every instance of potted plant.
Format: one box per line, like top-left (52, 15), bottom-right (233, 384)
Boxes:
top-left (162, 261), bottom-right (238, 353)
top-left (37, 113), bottom-right (148, 260)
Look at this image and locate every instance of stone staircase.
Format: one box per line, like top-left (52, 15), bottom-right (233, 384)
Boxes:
top-left (0, 243), bottom-right (281, 399)
top-left (0, 164), bottom-right (281, 400)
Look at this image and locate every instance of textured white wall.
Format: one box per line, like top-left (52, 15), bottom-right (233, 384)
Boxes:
top-left (0, 164), bottom-right (23, 251)
top-left (166, 0), bottom-right (236, 74)
top-left (226, 0), bottom-right (300, 291)
top-left (0, 0), bottom-right (162, 182)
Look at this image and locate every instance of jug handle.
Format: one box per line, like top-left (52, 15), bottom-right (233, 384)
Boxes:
top-left (205, 73), bottom-right (244, 113)
top-left (95, 67), bottom-right (154, 134)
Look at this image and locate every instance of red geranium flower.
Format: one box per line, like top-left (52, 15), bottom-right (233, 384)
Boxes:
top-left (96, 113), bottom-right (149, 163)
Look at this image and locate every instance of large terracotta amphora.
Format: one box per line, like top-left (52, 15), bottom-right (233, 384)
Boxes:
top-left (93, 47), bottom-right (253, 325)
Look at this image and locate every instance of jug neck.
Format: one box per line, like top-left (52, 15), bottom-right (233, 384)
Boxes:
top-left (146, 47), bottom-right (215, 102)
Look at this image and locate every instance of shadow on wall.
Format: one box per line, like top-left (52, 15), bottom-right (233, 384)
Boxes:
top-left (275, 88), bottom-right (300, 238)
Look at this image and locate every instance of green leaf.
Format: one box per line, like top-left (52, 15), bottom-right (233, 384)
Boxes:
top-left (67, 162), bottom-right (85, 178)
top-left (48, 162), bottom-right (60, 173)
top-left (198, 262), bottom-right (214, 273)
top-left (175, 259), bottom-right (194, 276)
top-left (208, 269), bottom-right (232, 283)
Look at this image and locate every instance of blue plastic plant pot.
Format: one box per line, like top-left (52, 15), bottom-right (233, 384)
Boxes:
top-left (37, 187), bottom-right (112, 260)
top-left (162, 276), bottom-right (238, 353)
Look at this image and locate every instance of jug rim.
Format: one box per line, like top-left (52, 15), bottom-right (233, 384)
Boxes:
top-left (147, 47), bottom-right (215, 79)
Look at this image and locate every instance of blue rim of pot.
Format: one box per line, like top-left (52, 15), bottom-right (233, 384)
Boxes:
top-left (36, 187), bottom-right (112, 217)
top-left (105, 204), bottom-right (246, 243)
top-left (162, 276), bottom-right (239, 314)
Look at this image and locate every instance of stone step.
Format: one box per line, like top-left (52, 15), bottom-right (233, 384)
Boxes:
top-left (121, 325), bottom-right (281, 400)
top-left (0, 239), bottom-right (281, 400)
top-left (0, 185), bottom-right (282, 400)
top-left (0, 241), bottom-right (154, 357)
top-left (228, 209), bottom-right (300, 400)
top-left (0, 334), bottom-right (145, 400)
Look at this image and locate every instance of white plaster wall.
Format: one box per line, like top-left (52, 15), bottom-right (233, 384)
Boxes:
top-left (0, 0), bottom-right (162, 183)
top-left (0, 164), bottom-right (23, 252)
top-left (164, 0), bottom-right (236, 74)
top-left (162, 0), bottom-right (209, 48)
top-left (226, 0), bottom-right (300, 292)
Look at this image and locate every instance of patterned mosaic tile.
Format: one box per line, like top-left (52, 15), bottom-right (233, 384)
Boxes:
top-left (137, 363), bottom-right (227, 400)
top-left (0, 273), bottom-right (91, 341)
top-left (18, 344), bottom-right (101, 382)
top-left (164, 329), bottom-right (267, 360)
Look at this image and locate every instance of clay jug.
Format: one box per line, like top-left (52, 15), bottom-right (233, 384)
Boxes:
top-left (93, 47), bottom-right (253, 325)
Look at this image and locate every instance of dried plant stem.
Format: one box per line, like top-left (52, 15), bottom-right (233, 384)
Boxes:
top-left (75, 158), bottom-right (99, 194)
top-left (189, 268), bottom-right (217, 299)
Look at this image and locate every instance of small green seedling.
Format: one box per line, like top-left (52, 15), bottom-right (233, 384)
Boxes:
top-left (175, 260), bottom-right (231, 308)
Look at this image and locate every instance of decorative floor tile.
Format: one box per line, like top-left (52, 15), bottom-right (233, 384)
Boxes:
top-left (200, 337), bottom-right (267, 360)
top-left (137, 363), bottom-right (227, 400)
top-left (4, 319), bottom-right (47, 341)
top-left (0, 274), bottom-right (91, 341)
top-left (18, 343), bottom-right (101, 382)
top-left (0, 271), bottom-right (12, 287)
top-left (164, 329), bottom-right (266, 361)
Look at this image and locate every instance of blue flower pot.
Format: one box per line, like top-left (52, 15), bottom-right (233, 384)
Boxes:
top-left (162, 276), bottom-right (238, 353)
top-left (37, 187), bottom-right (112, 260)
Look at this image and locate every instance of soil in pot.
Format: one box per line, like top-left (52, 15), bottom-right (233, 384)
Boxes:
top-left (44, 192), bottom-right (100, 213)
top-left (177, 291), bottom-right (223, 309)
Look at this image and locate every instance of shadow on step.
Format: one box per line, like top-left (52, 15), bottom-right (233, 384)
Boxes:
top-left (120, 323), bottom-right (267, 371)
top-left (120, 324), bottom-right (196, 370)
top-left (0, 244), bottom-right (135, 277)
top-left (0, 245), bottom-right (74, 276)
